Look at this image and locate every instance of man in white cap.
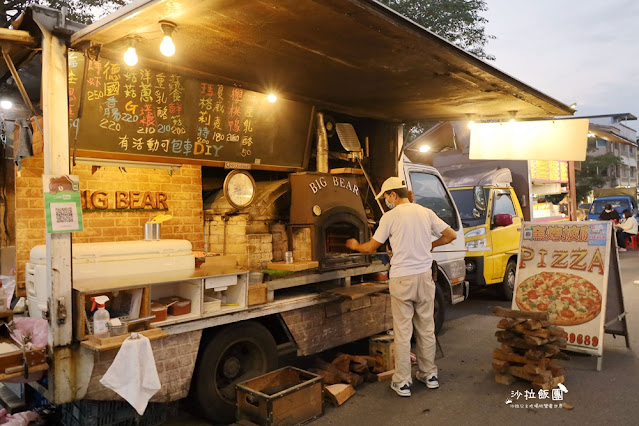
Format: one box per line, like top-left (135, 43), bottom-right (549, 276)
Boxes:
top-left (346, 176), bottom-right (457, 397)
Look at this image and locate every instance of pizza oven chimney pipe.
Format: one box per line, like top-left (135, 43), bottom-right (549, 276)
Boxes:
top-left (316, 112), bottom-right (329, 173)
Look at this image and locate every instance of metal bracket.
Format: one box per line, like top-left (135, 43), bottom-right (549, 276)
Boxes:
top-left (56, 297), bottom-right (67, 325)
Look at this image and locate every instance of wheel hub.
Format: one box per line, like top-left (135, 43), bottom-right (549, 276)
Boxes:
top-left (222, 356), bottom-right (241, 379)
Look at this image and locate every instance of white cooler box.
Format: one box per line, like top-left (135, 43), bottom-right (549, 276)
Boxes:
top-left (26, 239), bottom-right (195, 319)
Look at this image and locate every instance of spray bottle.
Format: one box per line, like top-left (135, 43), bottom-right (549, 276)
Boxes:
top-left (91, 296), bottom-right (111, 338)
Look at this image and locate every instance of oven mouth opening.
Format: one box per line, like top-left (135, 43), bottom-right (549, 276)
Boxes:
top-left (325, 223), bottom-right (360, 255)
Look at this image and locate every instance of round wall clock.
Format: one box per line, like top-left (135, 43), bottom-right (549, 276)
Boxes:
top-left (223, 170), bottom-right (256, 209)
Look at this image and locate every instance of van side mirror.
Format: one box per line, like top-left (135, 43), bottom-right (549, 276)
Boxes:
top-left (494, 213), bottom-right (513, 227)
top-left (473, 186), bottom-right (486, 211)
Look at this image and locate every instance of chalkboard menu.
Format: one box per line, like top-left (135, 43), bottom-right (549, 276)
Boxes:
top-left (67, 52), bottom-right (314, 169)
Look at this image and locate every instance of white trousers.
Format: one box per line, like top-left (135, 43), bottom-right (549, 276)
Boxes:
top-left (390, 270), bottom-right (437, 384)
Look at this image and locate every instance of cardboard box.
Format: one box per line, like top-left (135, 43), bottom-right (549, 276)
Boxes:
top-left (236, 367), bottom-right (323, 426)
top-left (369, 334), bottom-right (395, 371)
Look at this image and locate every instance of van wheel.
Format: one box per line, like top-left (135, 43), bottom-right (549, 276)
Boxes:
top-left (497, 260), bottom-right (517, 301)
top-left (193, 321), bottom-right (278, 424)
top-left (434, 285), bottom-right (446, 335)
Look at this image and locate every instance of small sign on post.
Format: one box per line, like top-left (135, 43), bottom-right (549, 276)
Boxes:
top-left (511, 221), bottom-right (629, 370)
top-left (43, 175), bottom-right (84, 233)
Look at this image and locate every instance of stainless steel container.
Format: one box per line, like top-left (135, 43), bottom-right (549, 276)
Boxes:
top-left (144, 222), bottom-right (161, 240)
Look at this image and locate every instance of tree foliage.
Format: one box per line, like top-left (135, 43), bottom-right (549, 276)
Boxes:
top-left (575, 149), bottom-right (623, 202)
top-left (2, 0), bottom-right (130, 27)
top-left (378, 0), bottom-right (495, 60)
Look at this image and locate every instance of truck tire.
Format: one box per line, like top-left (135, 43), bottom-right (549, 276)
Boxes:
top-left (434, 284), bottom-right (445, 335)
top-left (497, 260), bottom-right (517, 301)
top-left (193, 321), bottom-right (278, 424)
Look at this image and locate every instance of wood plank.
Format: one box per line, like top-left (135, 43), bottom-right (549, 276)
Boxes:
top-left (512, 324), bottom-right (551, 338)
top-left (522, 362), bottom-right (550, 375)
top-left (324, 384), bottom-right (355, 406)
top-left (521, 319), bottom-right (542, 330)
top-left (0, 29), bottom-right (36, 45)
top-left (497, 318), bottom-right (525, 329)
top-left (81, 328), bottom-right (167, 351)
top-left (267, 260), bottom-right (319, 271)
top-left (497, 335), bottom-right (540, 350)
top-left (494, 373), bottom-right (516, 385)
top-left (546, 325), bottom-right (566, 336)
top-left (532, 375), bottom-right (565, 391)
top-left (524, 335), bottom-right (549, 346)
top-left (508, 365), bottom-right (552, 383)
top-left (493, 306), bottom-right (549, 320)
top-left (330, 168), bottom-right (364, 175)
top-left (549, 363), bottom-right (565, 377)
top-left (326, 283), bottom-right (389, 300)
top-left (377, 370), bottom-right (395, 381)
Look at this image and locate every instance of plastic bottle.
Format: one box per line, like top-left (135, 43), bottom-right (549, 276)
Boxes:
top-left (91, 296), bottom-right (111, 338)
top-left (0, 284), bottom-right (6, 313)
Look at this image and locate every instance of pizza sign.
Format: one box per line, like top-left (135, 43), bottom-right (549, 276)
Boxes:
top-left (512, 222), bottom-right (611, 356)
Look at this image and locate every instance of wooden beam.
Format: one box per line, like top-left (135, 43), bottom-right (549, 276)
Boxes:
top-left (0, 29), bottom-right (36, 46)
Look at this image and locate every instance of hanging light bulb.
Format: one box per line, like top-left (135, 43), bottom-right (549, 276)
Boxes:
top-left (159, 21), bottom-right (177, 57)
top-left (267, 93), bottom-right (277, 103)
top-left (0, 100), bottom-right (12, 109)
top-left (123, 39), bottom-right (138, 66)
top-left (419, 145), bottom-right (430, 153)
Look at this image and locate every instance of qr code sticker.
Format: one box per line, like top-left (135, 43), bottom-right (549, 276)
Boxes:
top-left (50, 202), bottom-right (79, 231)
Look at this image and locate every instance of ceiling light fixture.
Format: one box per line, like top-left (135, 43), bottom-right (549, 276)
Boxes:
top-left (0, 100), bottom-right (12, 109)
top-left (159, 21), bottom-right (177, 57)
top-left (419, 145), bottom-right (430, 153)
top-left (267, 93), bottom-right (277, 103)
top-left (508, 110), bottom-right (517, 123)
top-left (123, 39), bottom-right (138, 66)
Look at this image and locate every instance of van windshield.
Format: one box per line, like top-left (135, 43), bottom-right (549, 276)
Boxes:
top-left (590, 199), bottom-right (631, 215)
top-left (409, 171), bottom-right (459, 230)
top-left (449, 188), bottom-right (488, 228)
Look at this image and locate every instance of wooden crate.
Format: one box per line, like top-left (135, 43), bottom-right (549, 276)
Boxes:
top-left (248, 283), bottom-right (268, 306)
top-left (236, 366), bottom-right (323, 426)
top-left (369, 334), bottom-right (395, 371)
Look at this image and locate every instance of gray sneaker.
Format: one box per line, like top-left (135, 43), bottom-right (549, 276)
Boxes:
top-left (390, 380), bottom-right (411, 397)
top-left (416, 371), bottom-right (439, 389)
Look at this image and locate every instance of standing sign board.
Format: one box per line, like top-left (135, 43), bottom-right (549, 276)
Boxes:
top-left (512, 221), bottom-right (617, 359)
top-left (43, 175), bottom-right (84, 233)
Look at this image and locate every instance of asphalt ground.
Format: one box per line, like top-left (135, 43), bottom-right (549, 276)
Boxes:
top-left (169, 249), bottom-right (639, 425)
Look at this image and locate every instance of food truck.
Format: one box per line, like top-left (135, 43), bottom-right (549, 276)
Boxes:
top-left (0, 1), bottom-right (573, 423)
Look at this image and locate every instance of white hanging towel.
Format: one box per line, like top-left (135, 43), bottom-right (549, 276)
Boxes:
top-left (100, 333), bottom-right (162, 415)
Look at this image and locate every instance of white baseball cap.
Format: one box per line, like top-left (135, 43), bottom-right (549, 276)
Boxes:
top-left (376, 177), bottom-right (407, 199)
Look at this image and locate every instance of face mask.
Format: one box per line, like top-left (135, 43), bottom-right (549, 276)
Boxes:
top-left (385, 199), bottom-right (395, 209)
top-left (605, 209), bottom-right (612, 213)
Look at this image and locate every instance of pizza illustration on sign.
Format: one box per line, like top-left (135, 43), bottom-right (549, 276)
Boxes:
top-left (515, 271), bottom-right (602, 326)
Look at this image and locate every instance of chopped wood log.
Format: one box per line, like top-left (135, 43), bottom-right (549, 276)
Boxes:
top-left (495, 330), bottom-right (518, 340)
top-left (494, 373), bottom-right (516, 385)
top-left (493, 306), bottom-right (549, 321)
top-left (522, 362), bottom-right (551, 375)
top-left (491, 360), bottom-right (510, 373)
top-left (551, 351), bottom-right (571, 361)
top-left (521, 319), bottom-right (542, 330)
top-left (548, 337), bottom-right (567, 348)
top-left (363, 372), bottom-right (378, 383)
top-left (500, 344), bottom-right (514, 354)
top-left (332, 353), bottom-right (352, 373)
top-left (546, 325), bottom-right (566, 336)
top-left (549, 363), bottom-right (565, 377)
top-left (308, 368), bottom-right (340, 385)
top-left (324, 384), bottom-right (355, 406)
top-left (524, 335), bottom-right (549, 346)
top-left (512, 324), bottom-right (551, 338)
top-left (316, 360), bottom-right (363, 387)
top-left (350, 360), bottom-right (369, 374)
top-left (497, 336), bottom-right (540, 350)
top-left (525, 349), bottom-right (546, 360)
top-left (542, 344), bottom-right (561, 356)
top-left (493, 349), bottom-right (551, 366)
top-left (540, 320), bottom-right (552, 327)
top-left (508, 365), bottom-right (552, 383)
top-left (532, 375), bottom-right (565, 391)
top-left (350, 355), bottom-right (378, 368)
top-left (497, 318), bottom-right (525, 329)
top-left (377, 370), bottom-right (395, 381)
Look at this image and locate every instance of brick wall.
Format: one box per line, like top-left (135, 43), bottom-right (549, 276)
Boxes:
top-left (85, 330), bottom-right (202, 402)
top-left (15, 154), bottom-right (204, 291)
top-left (280, 293), bottom-right (393, 356)
top-left (205, 214), bottom-right (287, 268)
top-left (291, 227), bottom-right (312, 261)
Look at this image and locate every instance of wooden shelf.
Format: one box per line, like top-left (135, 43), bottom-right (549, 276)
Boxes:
top-left (81, 327), bottom-right (167, 352)
top-left (151, 312), bottom-right (201, 327)
top-left (267, 260), bottom-right (319, 271)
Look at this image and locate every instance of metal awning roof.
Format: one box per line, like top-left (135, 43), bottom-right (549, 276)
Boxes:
top-left (70, 0), bottom-right (573, 122)
top-left (590, 124), bottom-right (637, 146)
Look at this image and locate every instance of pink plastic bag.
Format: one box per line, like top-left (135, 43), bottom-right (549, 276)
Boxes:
top-left (0, 408), bottom-right (39, 425)
top-left (10, 317), bottom-right (48, 348)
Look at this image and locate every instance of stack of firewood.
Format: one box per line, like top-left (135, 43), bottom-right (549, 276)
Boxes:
top-left (309, 353), bottom-right (391, 406)
top-left (492, 306), bottom-right (568, 390)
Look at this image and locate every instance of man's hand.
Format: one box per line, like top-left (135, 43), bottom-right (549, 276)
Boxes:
top-left (346, 238), bottom-right (360, 251)
top-left (432, 227), bottom-right (457, 248)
